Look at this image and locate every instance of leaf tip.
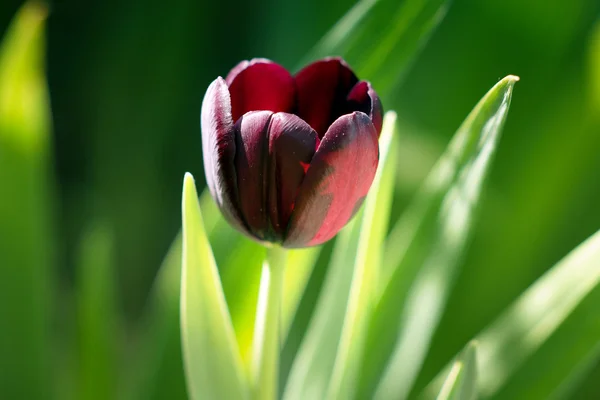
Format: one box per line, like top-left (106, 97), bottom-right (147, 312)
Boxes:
top-left (182, 172), bottom-right (198, 209)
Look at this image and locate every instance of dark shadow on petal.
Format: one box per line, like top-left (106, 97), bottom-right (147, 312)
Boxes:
top-left (295, 57), bottom-right (359, 137)
top-left (347, 81), bottom-right (383, 136)
top-left (284, 112), bottom-right (378, 248)
top-left (234, 110), bottom-right (273, 240)
top-left (267, 113), bottom-right (319, 239)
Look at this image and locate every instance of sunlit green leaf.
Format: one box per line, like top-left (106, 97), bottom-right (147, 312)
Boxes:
top-left (327, 112), bottom-right (399, 400)
top-left (358, 75), bottom-right (519, 400)
top-left (300, 0), bottom-right (450, 100)
top-left (0, 3), bottom-right (54, 398)
top-left (281, 247), bottom-right (322, 340)
top-left (180, 173), bottom-right (249, 400)
top-left (436, 342), bottom-right (477, 400)
top-left (474, 228), bottom-right (600, 399)
top-left (283, 112), bottom-right (398, 400)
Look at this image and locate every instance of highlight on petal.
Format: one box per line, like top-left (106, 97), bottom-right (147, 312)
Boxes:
top-left (284, 112), bottom-right (379, 248)
top-left (233, 110), bottom-right (274, 240)
top-left (224, 58), bottom-right (272, 85)
top-left (200, 77), bottom-right (249, 234)
top-left (227, 59), bottom-right (295, 122)
top-left (347, 81), bottom-right (383, 136)
top-left (295, 57), bottom-right (359, 137)
top-left (267, 113), bottom-right (319, 238)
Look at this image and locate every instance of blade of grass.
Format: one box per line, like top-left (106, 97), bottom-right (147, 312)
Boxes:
top-left (358, 76), bottom-right (518, 400)
top-left (281, 247), bottom-right (322, 340)
top-left (0, 3), bottom-right (54, 398)
top-left (283, 112), bottom-right (398, 400)
top-left (75, 223), bottom-right (117, 400)
top-left (436, 342), bottom-right (477, 400)
top-left (422, 231), bottom-right (600, 400)
top-left (123, 189), bottom-right (216, 400)
top-left (327, 112), bottom-right (399, 400)
top-left (300, 0), bottom-right (451, 100)
top-left (477, 229), bottom-right (600, 399)
top-left (180, 173), bottom-right (249, 400)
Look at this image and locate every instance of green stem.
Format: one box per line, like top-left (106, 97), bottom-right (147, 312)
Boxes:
top-left (252, 246), bottom-right (287, 400)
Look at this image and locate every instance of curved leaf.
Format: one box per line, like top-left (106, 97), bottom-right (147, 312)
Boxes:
top-left (358, 76), bottom-right (519, 400)
top-left (436, 342), bottom-right (477, 400)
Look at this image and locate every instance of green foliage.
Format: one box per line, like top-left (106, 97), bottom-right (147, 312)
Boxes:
top-left (180, 173), bottom-right (249, 399)
top-left (300, 0), bottom-right (450, 100)
top-left (76, 224), bottom-right (117, 400)
top-left (436, 342), bottom-right (477, 400)
top-left (0, 3), bottom-right (54, 398)
top-left (2, 0), bottom-right (600, 399)
top-left (361, 75), bottom-right (517, 400)
top-left (283, 112), bottom-right (398, 400)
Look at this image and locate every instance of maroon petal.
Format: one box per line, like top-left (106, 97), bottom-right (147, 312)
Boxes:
top-left (284, 112), bottom-right (379, 248)
top-left (227, 59), bottom-right (295, 123)
top-left (225, 58), bottom-right (272, 85)
top-left (347, 81), bottom-right (383, 136)
top-left (267, 113), bottom-right (319, 237)
top-left (201, 77), bottom-right (249, 234)
top-left (233, 111), bottom-right (274, 240)
top-left (295, 57), bottom-right (359, 137)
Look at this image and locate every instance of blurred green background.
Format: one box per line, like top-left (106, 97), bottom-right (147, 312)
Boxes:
top-left (1, 0), bottom-right (600, 398)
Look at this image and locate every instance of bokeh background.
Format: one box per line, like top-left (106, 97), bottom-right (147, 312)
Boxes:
top-left (1, 0), bottom-right (600, 398)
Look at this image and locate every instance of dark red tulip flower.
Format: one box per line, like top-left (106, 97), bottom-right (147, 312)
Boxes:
top-left (201, 57), bottom-right (383, 248)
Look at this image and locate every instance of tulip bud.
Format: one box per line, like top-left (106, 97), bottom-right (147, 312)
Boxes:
top-left (201, 57), bottom-right (383, 248)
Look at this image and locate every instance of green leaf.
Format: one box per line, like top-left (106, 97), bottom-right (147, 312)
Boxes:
top-left (358, 75), bottom-right (519, 400)
top-left (327, 112), bottom-right (399, 400)
top-left (473, 228), bottom-right (600, 399)
top-left (0, 3), bottom-right (55, 398)
top-left (283, 112), bottom-right (399, 400)
top-left (75, 223), bottom-right (117, 400)
top-left (180, 173), bottom-right (249, 400)
top-left (300, 0), bottom-right (450, 99)
top-left (436, 342), bottom-right (477, 400)
top-left (281, 247), bottom-right (322, 340)
top-left (423, 228), bottom-right (600, 400)
top-left (123, 233), bottom-right (186, 400)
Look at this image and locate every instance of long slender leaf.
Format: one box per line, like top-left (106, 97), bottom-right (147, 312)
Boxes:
top-left (327, 112), bottom-right (399, 400)
top-left (283, 112), bottom-right (398, 400)
top-left (436, 342), bottom-right (477, 400)
top-left (180, 173), bottom-right (249, 400)
top-left (475, 228), bottom-right (600, 399)
top-left (357, 75), bottom-right (519, 400)
top-left (421, 230), bottom-right (600, 399)
top-left (75, 224), bottom-right (117, 400)
top-left (300, 0), bottom-right (450, 100)
top-left (0, 3), bottom-right (54, 398)
top-left (124, 188), bottom-right (222, 400)
top-left (281, 247), bottom-right (322, 340)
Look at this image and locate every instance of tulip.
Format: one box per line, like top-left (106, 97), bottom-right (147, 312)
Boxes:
top-left (201, 57), bottom-right (383, 248)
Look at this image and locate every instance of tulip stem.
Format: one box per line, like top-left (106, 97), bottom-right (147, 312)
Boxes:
top-left (252, 245), bottom-right (287, 400)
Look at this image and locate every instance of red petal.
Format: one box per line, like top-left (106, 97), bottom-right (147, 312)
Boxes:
top-left (267, 113), bottom-right (319, 237)
top-left (227, 59), bottom-right (295, 123)
top-left (347, 81), bottom-right (384, 136)
top-left (234, 111), bottom-right (273, 239)
top-left (201, 77), bottom-right (249, 234)
top-left (295, 57), bottom-right (359, 137)
top-left (284, 112), bottom-right (378, 248)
